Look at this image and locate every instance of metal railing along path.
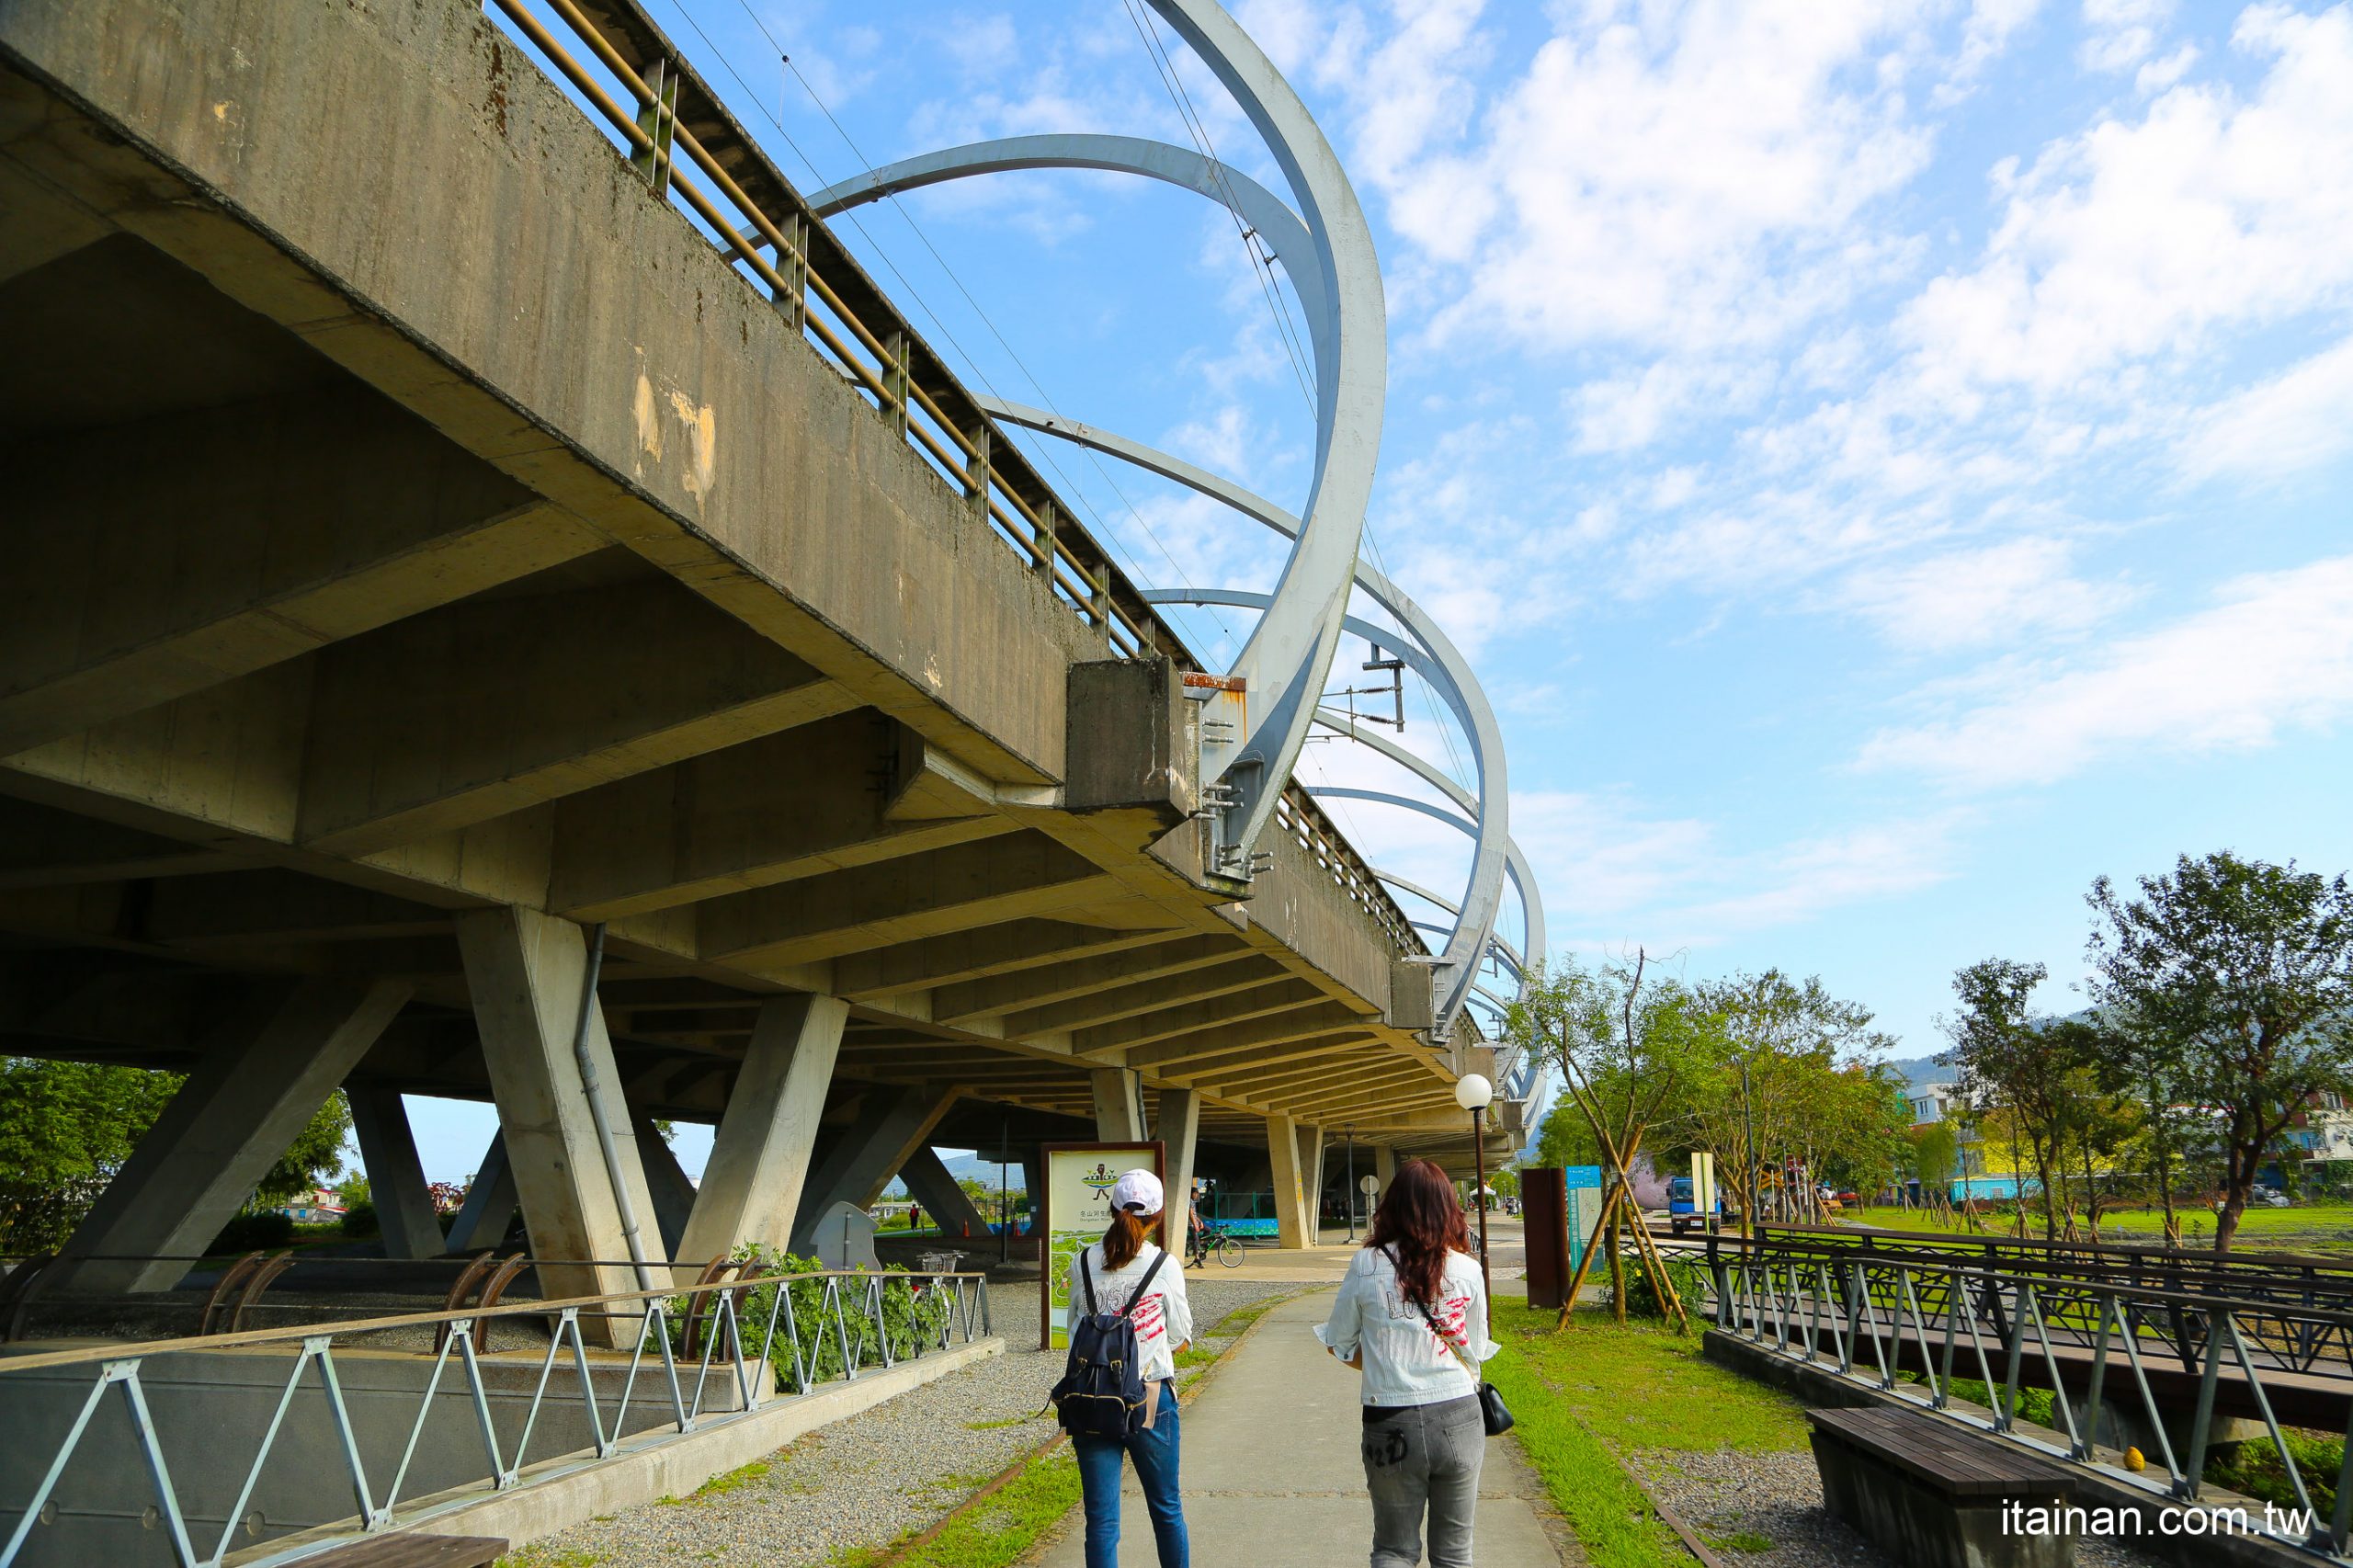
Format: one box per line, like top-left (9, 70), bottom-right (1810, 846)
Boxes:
top-left (0, 1265), bottom-right (989, 1567)
top-left (1698, 1229), bottom-right (2353, 1560)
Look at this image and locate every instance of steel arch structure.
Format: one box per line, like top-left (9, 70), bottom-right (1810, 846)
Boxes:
top-left (819, 3), bottom-right (1382, 878)
top-left (808, 10), bottom-right (1540, 1050)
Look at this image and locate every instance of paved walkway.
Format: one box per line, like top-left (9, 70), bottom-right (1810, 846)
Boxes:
top-left (1034, 1290), bottom-right (1571, 1566)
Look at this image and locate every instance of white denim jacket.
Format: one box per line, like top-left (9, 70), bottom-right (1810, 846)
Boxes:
top-left (1065, 1241), bottom-right (1193, 1383)
top-left (1314, 1245), bottom-right (1498, 1407)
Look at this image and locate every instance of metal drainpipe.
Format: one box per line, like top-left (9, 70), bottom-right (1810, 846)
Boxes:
top-left (573, 922), bottom-right (655, 1292)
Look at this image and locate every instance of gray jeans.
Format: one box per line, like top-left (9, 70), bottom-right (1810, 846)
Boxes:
top-left (1360, 1394), bottom-right (1484, 1567)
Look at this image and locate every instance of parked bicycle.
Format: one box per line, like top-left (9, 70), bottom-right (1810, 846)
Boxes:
top-left (1188, 1215), bottom-right (1245, 1269)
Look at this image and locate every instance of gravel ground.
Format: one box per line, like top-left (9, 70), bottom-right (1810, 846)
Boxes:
top-left (498, 1272), bottom-right (1300, 1568)
top-left (1629, 1448), bottom-right (2173, 1568)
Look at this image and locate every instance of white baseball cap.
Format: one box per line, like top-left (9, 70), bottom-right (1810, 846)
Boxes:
top-left (1109, 1169), bottom-right (1164, 1215)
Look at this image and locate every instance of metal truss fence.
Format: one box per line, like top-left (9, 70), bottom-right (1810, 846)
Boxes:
top-left (1699, 1230), bottom-right (2353, 1561)
top-left (0, 1266), bottom-right (989, 1568)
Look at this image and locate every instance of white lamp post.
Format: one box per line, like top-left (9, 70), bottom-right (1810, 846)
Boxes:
top-left (1456, 1073), bottom-right (1494, 1300)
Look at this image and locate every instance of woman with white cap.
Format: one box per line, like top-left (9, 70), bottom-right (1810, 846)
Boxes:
top-left (1065, 1166), bottom-right (1193, 1567)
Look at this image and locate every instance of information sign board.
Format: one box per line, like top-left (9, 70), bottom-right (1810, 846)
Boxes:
top-left (1038, 1141), bottom-right (1164, 1350)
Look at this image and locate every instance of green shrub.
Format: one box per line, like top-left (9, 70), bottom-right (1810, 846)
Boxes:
top-left (210, 1210), bottom-right (294, 1255)
top-left (2207, 1429), bottom-right (2339, 1517)
top-left (339, 1199), bottom-right (378, 1237)
top-left (1622, 1255), bottom-right (1711, 1324)
top-left (665, 1244), bottom-right (953, 1386)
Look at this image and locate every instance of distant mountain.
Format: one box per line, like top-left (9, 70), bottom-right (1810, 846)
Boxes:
top-left (880, 1149), bottom-right (1021, 1199)
top-left (1884, 1055), bottom-right (1948, 1089)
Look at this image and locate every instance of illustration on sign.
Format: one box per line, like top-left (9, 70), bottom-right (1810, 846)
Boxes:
top-left (1039, 1141), bottom-right (1164, 1351)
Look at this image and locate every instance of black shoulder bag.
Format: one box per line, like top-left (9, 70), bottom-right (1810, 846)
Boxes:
top-left (1385, 1245), bottom-right (1513, 1436)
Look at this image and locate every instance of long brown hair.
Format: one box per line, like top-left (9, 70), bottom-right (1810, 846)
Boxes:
top-left (1365, 1158), bottom-right (1471, 1305)
top-left (1101, 1206), bottom-right (1154, 1269)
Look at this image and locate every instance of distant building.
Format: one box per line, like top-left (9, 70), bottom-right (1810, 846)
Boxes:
top-left (276, 1187), bottom-right (343, 1224)
top-left (2291, 1088), bottom-right (2353, 1163)
top-left (1909, 1084), bottom-right (1958, 1126)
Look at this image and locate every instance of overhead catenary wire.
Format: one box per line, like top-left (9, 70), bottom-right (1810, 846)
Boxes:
top-left (661, 0), bottom-right (1246, 657)
top-left (1116, 3), bottom-right (1467, 795)
top-left (649, 0), bottom-right (1468, 936)
top-left (1121, 0), bottom-right (1319, 416)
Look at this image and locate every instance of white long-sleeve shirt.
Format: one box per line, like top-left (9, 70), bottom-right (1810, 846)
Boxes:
top-left (1314, 1244), bottom-right (1499, 1407)
top-left (1065, 1241), bottom-right (1193, 1382)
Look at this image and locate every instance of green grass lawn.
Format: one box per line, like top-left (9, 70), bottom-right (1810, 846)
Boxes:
top-left (1485, 1301), bottom-right (1811, 1568)
top-left (1841, 1201), bottom-right (2353, 1249)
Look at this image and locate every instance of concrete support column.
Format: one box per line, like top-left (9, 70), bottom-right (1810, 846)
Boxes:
top-left (446, 1132), bottom-right (517, 1255)
top-left (1090, 1066), bottom-right (1145, 1142)
top-left (61, 979), bottom-right (412, 1292)
top-left (1266, 1112), bottom-right (1312, 1250)
top-left (900, 1146), bottom-right (991, 1240)
top-left (676, 994), bottom-right (847, 1267)
top-left (1020, 1155), bottom-right (1044, 1235)
top-left (1375, 1143), bottom-right (1398, 1188)
top-left (455, 906), bottom-right (662, 1324)
top-left (1155, 1087), bottom-right (1200, 1250)
top-left (788, 1085), bottom-right (959, 1255)
top-left (632, 1111), bottom-right (697, 1257)
top-left (1298, 1124), bottom-right (1326, 1242)
top-left (347, 1087), bottom-right (444, 1260)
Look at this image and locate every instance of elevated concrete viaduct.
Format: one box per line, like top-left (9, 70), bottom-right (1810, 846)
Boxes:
top-left (0, 0), bottom-right (1511, 1312)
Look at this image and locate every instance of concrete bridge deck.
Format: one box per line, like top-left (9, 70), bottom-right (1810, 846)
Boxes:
top-left (0, 0), bottom-right (1506, 1312)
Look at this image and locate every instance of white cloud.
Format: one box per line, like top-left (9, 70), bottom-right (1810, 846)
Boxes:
top-left (1508, 790), bottom-right (1967, 949)
top-left (1858, 553), bottom-right (2353, 785)
top-left (1835, 537), bottom-right (2133, 651)
top-left (1943, 0), bottom-right (2048, 98)
top-left (1905, 6), bottom-right (2353, 395)
top-left (2078, 0), bottom-right (2173, 73)
top-left (2179, 331), bottom-right (2353, 481)
top-left (1677, 814), bottom-right (1969, 930)
top-left (1389, 3), bottom-right (1934, 364)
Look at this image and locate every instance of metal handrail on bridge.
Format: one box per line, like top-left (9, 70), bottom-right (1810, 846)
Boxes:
top-left (0, 1262), bottom-right (990, 1567)
top-left (1699, 1228), bottom-right (2353, 1560)
top-left (476, 0), bottom-right (1423, 962)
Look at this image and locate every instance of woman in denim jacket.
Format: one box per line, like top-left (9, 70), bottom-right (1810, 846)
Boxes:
top-left (1315, 1158), bottom-right (1499, 1568)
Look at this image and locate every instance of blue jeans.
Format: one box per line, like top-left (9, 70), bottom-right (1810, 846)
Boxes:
top-left (1073, 1382), bottom-right (1187, 1568)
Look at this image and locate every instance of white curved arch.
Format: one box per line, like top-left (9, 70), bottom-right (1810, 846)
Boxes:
top-left (998, 420), bottom-right (1509, 1029)
top-left (799, 32), bottom-right (1387, 884)
top-left (1140, 582), bottom-right (1508, 1027)
top-left (808, 136), bottom-right (1328, 387)
top-left (837, 15), bottom-right (1374, 866)
top-left (1313, 779), bottom-right (1545, 993)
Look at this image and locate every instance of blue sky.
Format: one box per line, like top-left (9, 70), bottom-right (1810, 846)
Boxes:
top-left (409, 0), bottom-right (2353, 1183)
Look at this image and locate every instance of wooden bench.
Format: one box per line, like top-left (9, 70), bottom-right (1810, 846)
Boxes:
top-left (283, 1534), bottom-right (506, 1568)
top-left (1808, 1405), bottom-right (2077, 1568)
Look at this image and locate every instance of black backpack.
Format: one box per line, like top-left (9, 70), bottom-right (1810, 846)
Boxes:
top-left (1051, 1247), bottom-right (1168, 1438)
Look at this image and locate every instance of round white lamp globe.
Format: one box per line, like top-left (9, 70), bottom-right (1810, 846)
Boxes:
top-left (1454, 1074), bottom-right (1493, 1112)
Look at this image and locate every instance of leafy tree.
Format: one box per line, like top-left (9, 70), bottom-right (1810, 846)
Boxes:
top-left (2087, 852), bottom-right (2353, 1253)
top-left (1911, 1119), bottom-right (1961, 1209)
top-left (1681, 971), bottom-right (1897, 1231)
top-left (0, 1058), bottom-right (180, 1188)
top-left (1509, 950), bottom-right (1711, 1327)
top-left (1490, 1166), bottom-right (1522, 1201)
top-left (0, 1060), bottom-right (349, 1245)
top-left (1940, 959), bottom-right (2083, 1239)
top-left (256, 1092), bottom-right (352, 1207)
top-left (1530, 1096), bottom-right (1603, 1168)
top-left (2039, 1017), bottom-right (2143, 1239)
